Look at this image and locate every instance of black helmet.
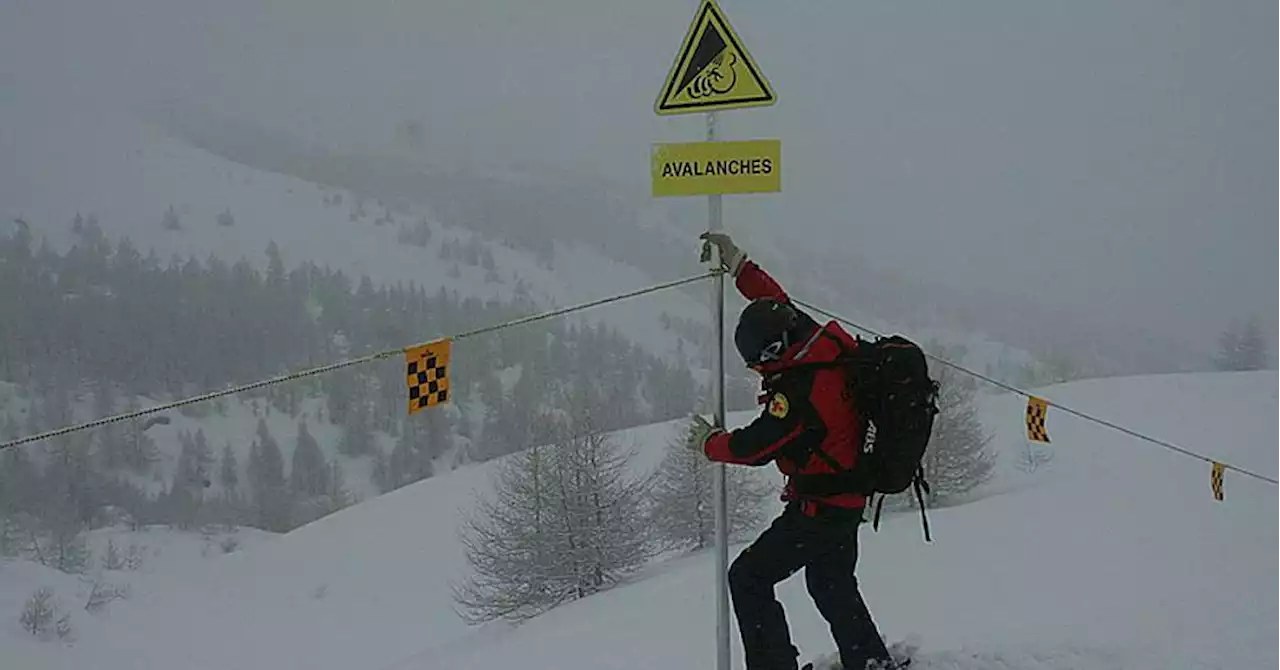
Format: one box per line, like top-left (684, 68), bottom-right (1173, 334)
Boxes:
top-left (734, 298), bottom-right (800, 366)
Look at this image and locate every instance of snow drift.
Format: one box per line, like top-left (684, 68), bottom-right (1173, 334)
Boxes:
top-left (2, 371), bottom-right (1274, 670)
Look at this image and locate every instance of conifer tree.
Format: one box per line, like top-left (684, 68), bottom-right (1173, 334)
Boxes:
top-left (921, 344), bottom-right (996, 504)
top-left (648, 424), bottom-right (772, 552)
top-left (290, 422), bottom-right (329, 497)
top-left (453, 406), bottom-right (655, 623)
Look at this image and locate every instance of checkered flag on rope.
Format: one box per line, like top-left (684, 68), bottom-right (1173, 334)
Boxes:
top-left (405, 338), bottom-right (452, 414)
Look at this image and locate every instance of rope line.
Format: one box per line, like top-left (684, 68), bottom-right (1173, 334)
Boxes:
top-left (450, 271), bottom-right (719, 342)
top-left (0, 353), bottom-right (396, 451)
top-left (792, 298), bottom-right (1279, 487)
top-left (0, 271), bottom-right (719, 452)
top-left (5, 268), bottom-right (1271, 489)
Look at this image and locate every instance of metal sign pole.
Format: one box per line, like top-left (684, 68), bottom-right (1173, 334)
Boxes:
top-left (708, 109), bottom-right (731, 670)
top-left (651, 2), bottom-right (777, 667)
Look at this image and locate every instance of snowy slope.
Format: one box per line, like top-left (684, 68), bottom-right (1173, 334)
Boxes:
top-left (4, 370), bottom-right (1274, 669)
top-left (0, 417), bottom-right (677, 669)
top-left (0, 81), bottom-right (1046, 381)
top-left (1, 526), bottom-right (277, 667)
top-left (1, 559), bottom-right (94, 662)
top-left (0, 88), bottom-right (708, 363)
top-left (0, 383), bottom-right (389, 503)
top-left (3, 419), bottom-right (681, 670)
top-left (412, 372), bottom-right (1279, 670)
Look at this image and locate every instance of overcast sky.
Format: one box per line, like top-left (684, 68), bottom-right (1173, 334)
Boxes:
top-left (3, 0), bottom-right (1275, 347)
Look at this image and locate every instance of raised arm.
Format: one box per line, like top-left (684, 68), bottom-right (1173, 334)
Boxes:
top-left (700, 231), bottom-right (791, 302)
top-left (735, 259), bottom-right (789, 303)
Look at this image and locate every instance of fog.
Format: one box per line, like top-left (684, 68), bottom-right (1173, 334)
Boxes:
top-left (3, 0), bottom-right (1275, 361)
top-left (0, 3), bottom-right (1276, 665)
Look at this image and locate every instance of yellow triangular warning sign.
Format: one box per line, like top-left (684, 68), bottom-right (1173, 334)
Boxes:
top-left (655, 0), bottom-right (776, 116)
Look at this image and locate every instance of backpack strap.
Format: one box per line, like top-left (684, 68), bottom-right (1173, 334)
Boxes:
top-left (871, 468), bottom-right (933, 543)
top-left (779, 339), bottom-right (874, 497)
top-left (871, 493), bottom-right (886, 531)
top-left (913, 467), bottom-right (932, 543)
top-left (783, 374), bottom-right (877, 498)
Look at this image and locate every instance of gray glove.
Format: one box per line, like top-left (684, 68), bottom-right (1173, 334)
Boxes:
top-left (685, 414), bottom-right (725, 456)
top-left (699, 231), bottom-right (748, 277)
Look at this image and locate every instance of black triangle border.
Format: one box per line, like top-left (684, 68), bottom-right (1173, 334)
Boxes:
top-left (656, 0), bottom-right (775, 113)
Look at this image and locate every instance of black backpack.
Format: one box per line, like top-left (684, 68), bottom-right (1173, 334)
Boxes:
top-left (833, 333), bottom-right (940, 540)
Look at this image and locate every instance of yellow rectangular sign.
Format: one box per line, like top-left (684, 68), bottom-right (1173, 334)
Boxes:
top-left (651, 139), bottom-right (781, 197)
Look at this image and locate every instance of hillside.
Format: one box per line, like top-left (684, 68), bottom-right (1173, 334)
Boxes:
top-left (0, 83), bottom-right (724, 528)
top-left (2, 370), bottom-right (1273, 669)
top-left (0, 89), bottom-right (708, 365)
top-left (0, 75), bottom-right (1058, 385)
top-left (0, 384), bottom-right (383, 503)
top-left (0, 81), bottom-right (1058, 543)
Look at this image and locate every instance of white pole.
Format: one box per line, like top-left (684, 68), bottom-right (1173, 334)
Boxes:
top-left (707, 108), bottom-right (731, 670)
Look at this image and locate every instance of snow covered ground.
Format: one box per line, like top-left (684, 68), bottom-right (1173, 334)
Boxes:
top-left (0, 383), bottom-right (388, 503)
top-left (408, 371), bottom-right (1278, 670)
top-left (0, 86), bottom-right (708, 364)
top-left (1, 525), bottom-right (277, 663)
top-left (0, 77), bottom-right (1043, 381)
top-left (1, 370), bottom-right (1273, 669)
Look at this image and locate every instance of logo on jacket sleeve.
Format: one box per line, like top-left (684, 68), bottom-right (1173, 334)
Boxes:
top-left (767, 392), bottom-right (790, 419)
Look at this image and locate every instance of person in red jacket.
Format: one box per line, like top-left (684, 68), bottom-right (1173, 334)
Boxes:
top-left (689, 232), bottom-right (900, 670)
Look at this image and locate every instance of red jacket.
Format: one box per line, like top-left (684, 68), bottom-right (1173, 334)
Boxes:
top-left (704, 261), bottom-right (867, 512)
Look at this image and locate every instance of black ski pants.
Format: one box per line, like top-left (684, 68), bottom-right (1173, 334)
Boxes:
top-left (728, 502), bottom-right (890, 670)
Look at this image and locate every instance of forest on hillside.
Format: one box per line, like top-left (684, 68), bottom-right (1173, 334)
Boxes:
top-left (0, 217), bottom-right (706, 558)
